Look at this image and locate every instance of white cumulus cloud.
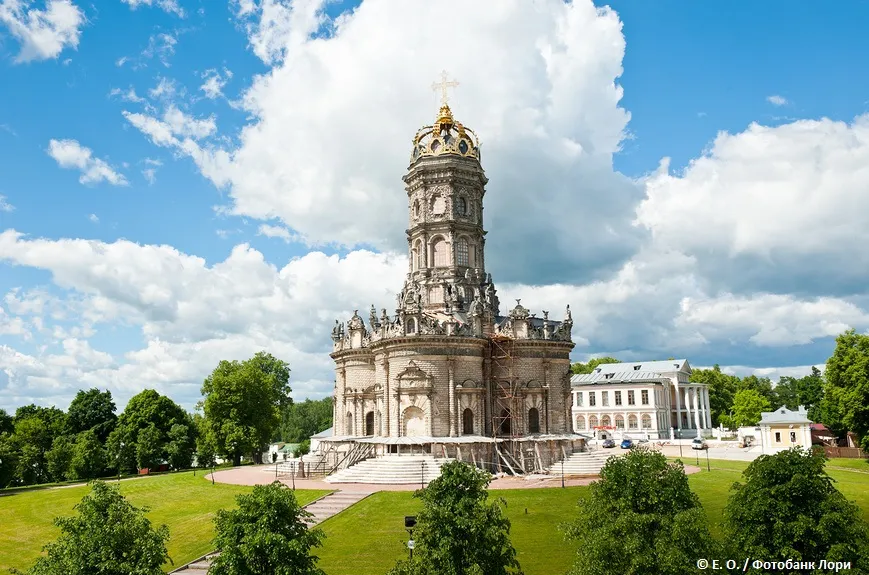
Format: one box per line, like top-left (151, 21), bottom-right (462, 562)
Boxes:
top-left (0, 0), bottom-right (84, 63)
top-left (47, 139), bottom-right (128, 186)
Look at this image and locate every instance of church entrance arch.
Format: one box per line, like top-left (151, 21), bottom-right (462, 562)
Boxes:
top-left (365, 411), bottom-right (374, 436)
top-left (403, 406), bottom-right (425, 436)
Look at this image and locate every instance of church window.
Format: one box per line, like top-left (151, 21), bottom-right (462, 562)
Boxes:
top-left (430, 286), bottom-right (443, 304)
top-left (462, 408), bottom-right (474, 435)
top-left (641, 414), bottom-right (652, 429)
top-left (575, 415), bottom-right (585, 431)
top-left (432, 237), bottom-right (449, 267)
top-left (641, 390), bottom-right (649, 405)
top-left (589, 392), bottom-right (596, 407)
top-left (365, 411), bottom-right (374, 436)
top-left (457, 197), bottom-right (467, 215)
top-left (456, 238), bottom-right (469, 266)
top-left (615, 415), bottom-right (624, 429)
top-left (589, 415), bottom-right (598, 428)
top-left (432, 196), bottom-right (446, 215)
top-left (614, 391), bottom-right (622, 406)
top-left (528, 408), bottom-right (540, 433)
top-left (413, 199), bottom-right (420, 218)
top-left (627, 390), bottom-right (635, 405)
top-left (406, 317), bottom-right (416, 334)
top-left (628, 415), bottom-right (638, 429)
top-left (345, 412), bottom-right (354, 435)
top-left (601, 391), bottom-right (609, 406)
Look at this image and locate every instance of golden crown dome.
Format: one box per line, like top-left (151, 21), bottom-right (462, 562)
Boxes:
top-left (410, 103), bottom-right (481, 164)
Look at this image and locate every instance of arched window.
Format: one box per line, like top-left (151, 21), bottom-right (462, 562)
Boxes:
top-left (457, 197), bottom-right (467, 215)
top-left (365, 411), bottom-right (374, 436)
top-left (432, 237), bottom-right (449, 267)
top-left (575, 415), bottom-right (586, 431)
top-left (462, 408), bottom-right (474, 435)
top-left (615, 415), bottom-right (625, 429)
top-left (406, 317), bottom-right (416, 334)
top-left (403, 406), bottom-right (425, 436)
top-left (589, 415), bottom-right (599, 429)
top-left (413, 199), bottom-right (420, 218)
top-left (345, 412), bottom-right (354, 436)
top-left (412, 239), bottom-right (422, 271)
top-left (601, 415), bottom-right (611, 427)
top-left (430, 286), bottom-right (443, 304)
top-left (641, 414), bottom-right (652, 429)
top-left (628, 415), bottom-right (638, 429)
top-left (456, 238), bottom-right (469, 267)
top-left (528, 407), bottom-right (540, 433)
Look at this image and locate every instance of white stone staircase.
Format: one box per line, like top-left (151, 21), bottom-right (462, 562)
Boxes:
top-left (547, 450), bottom-right (617, 476)
top-left (325, 455), bottom-right (455, 484)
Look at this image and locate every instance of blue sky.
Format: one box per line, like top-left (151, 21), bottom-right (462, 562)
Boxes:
top-left (2, 0), bottom-right (869, 411)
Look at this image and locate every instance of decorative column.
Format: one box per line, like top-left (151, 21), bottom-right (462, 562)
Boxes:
top-left (448, 357), bottom-right (456, 437)
top-left (691, 387), bottom-right (701, 432)
top-left (705, 388), bottom-right (713, 428)
top-left (699, 388), bottom-right (707, 431)
top-left (683, 387), bottom-right (690, 430)
top-left (674, 382), bottom-right (682, 432)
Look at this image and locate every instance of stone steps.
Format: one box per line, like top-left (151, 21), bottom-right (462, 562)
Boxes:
top-left (325, 455), bottom-right (455, 484)
top-left (170, 491), bottom-right (368, 573)
top-left (547, 451), bottom-right (617, 476)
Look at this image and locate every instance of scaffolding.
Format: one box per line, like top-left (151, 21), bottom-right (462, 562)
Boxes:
top-left (489, 334), bottom-right (524, 473)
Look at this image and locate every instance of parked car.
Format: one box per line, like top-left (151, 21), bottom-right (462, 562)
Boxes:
top-left (602, 439), bottom-right (616, 448)
top-left (691, 438), bottom-right (707, 450)
top-left (620, 439), bottom-right (633, 449)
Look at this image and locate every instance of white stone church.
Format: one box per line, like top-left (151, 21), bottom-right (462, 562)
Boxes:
top-left (315, 83), bottom-right (583, 475)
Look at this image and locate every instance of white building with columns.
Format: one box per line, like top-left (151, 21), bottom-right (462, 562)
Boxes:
top-left (570, 360), bottom-right (712, 440)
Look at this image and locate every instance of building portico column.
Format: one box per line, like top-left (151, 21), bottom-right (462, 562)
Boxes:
top-left (683, 387), bottom-right (691, 430)
top-left (674, 383), bottom-right (682, 431)
top-left (691, 387), bottom-right (701, 432)
top-left (699, 388), bottom-right (707, 431)
top-left (703, 388), bottom-right (712, 428)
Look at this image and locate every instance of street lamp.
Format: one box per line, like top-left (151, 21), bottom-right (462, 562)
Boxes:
top-left (405, 516), bottom-right (417, 561)
top-left (561, 457), bottom-right (565, 488)
top-left (117, 442), bottom-right (124, 482)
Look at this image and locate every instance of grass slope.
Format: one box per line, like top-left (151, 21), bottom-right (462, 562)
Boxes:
top-left (0, 471), bottom-right (329, 573)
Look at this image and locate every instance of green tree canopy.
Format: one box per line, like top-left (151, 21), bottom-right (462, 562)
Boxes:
top-left (563, 448), bottom-right (718, 575)
top-left (570, 356), bottom-right (620, 375)
top-left (13, 481), bottom-right (169, 575)
top-left (388, 461), bottom-right (520, 575)
top-left (66, 388), bottom-right (118, 442)
top-left (70, 430), bottom-right (106, 480)
top-left (136, 424), bottom-right (164, 471)
top-left (775, 366), bottom-right (825, 420)
top-left (821, 329), bottom-right (869, 448)
top-left (107, 390), bottom-right (190, 473)
top-left (201, 351), bottom-right (291, 465)
top-left (0, 408), bottom-right (13, 435)
top-left (738, 374), bottom-right (776, 405)
top-left (46, 435), bottom-right (75, 482)
top-left (724, 448), bottom-right (869, 572)
top-left (8, 408), bottom-right (68, 485)
top-left (166, 423), bottom-right (196, 470)
top-left (689, 364), bottom-right (740, 426)
top-left (210, 481), bottom-right (325, 575)
top-left (720, 388), bottom-right (770, 429)
top-left (280, 398), bottom-right (332, 443)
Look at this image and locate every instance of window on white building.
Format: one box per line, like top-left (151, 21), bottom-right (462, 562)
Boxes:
top-left (641, 414), bottom-right (651, 429)
top-left (432, 237), bottom-right (449, 267)
top-left (602, 391), bottom-right (609, 406)
top-left (615, 415), bottom-right (624, 429)
top-left (589, 392), bottom-right (596, 407)
top-left (628, 415), bottom-right (638, 429)
top-left (775, 432), bottom-right (782, 443)
top-left (641, 390), bottom-right (649, 405)
top-left (601, 415), bottom-right (611, 427)
top-left (575, 415), bottom-right (586, 430)
top-left (456, 238), bottom-right (469, 267)
top-left (627, 391), bottom-right (635, 406)
top-left (575, 392), bottom-right (583, 407)
top-left (589, 415), bottom-right (599, 428)
top-left (790, 431), bottom-right (796, 443)
top-left (614, 391), bottom-right (622, 406)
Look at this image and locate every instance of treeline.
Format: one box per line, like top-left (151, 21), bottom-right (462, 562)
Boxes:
top-left (0, 351), bottom-right (335, 488)
top-left (571, 328), bottom-right (869, 448)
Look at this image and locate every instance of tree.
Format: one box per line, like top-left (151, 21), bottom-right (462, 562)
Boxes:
top-left (280, 398), bottom-right (332, 443)
top-left (70, 430), bottom-right (106, 480)
top-left (724, 448), bottom-right (869, 572)
top-left (210, 481), bottom-right (325, 575)
top-left (738, 374), bottom-right (776, 406)
top-left (719, 389), bottom-right (770, 429)
top-left (166, 424), bottom-right (196, 470)
top-left (7, 406), bottom-right (68, 485)
top-left (136, 424), bottom-right (164, 471)
top-left (108, 390), bottom-right (189, 474)
top-left (570, 356), bottom-right (620, 375)
top-left (66, 388), bottom-right (117, 442)
top-left (774, 366), bottom-right (825, 420)
top-left (0, 408), bottom-right (13, 435)
top-left (46, 435), bottom-right (75, 482)
top-left (563, 448), bottom-right (718, 575)
top-left (193, 413), bottom-right (217, 468)
top-left (0, 432), bottom-right (17, 487)
top-left (387, 461), bottom-right (521, 575)
top-left (13, 481), bottom-right (169, 575)
top-left (689, 365), bottom-right (740, 426)
top-left (821, 329), bottom-right (869, 449)
top-left (201, 352), bottom-right (292, 465)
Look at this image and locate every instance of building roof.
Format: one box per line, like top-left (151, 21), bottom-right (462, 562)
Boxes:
top-left (571, 371), bottom-right (671, 385)
top-left (311, 426), bottom-right (333, 439)
top-left (589, 359), bottom-right (691, 375)
top-left (760, 406), bottom-right (813, 425)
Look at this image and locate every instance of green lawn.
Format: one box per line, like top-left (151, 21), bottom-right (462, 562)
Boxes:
top-left (0, 471), bottom-right (330, 573)
top-left (316, 488), bottom-right (584, 575)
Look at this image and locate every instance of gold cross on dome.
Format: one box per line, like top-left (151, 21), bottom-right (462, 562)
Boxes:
top-left (431, 70), bottom-right (459, 106)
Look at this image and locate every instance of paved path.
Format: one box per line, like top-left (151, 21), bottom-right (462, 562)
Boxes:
top-left (170, 490), bottom-right (370, 574)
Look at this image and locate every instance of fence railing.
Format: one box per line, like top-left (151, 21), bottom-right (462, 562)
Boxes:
top-left (824, 446), bottom-right (866, 459)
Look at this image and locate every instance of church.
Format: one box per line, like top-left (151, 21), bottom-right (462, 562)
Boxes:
top-left (320, 76), bottom-right (582, 474)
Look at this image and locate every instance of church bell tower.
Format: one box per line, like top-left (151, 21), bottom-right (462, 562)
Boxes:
top-left (395, 72), bottom-right (501, 330)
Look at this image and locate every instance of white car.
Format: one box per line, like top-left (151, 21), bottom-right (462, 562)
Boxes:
top-left (691, 438), bottom-right (707, 450)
